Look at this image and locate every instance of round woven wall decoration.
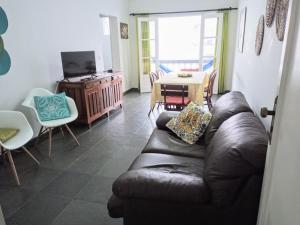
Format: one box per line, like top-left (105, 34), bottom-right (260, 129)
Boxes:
top-left (0, 7), bottom-right (11, 76)
top-left (255, 16), bottom-right (265, 56)
top-left (0, 7), bottom-right (8, 35)
top-left (0, 36), bottom-right (3, 52)
top-left (266, 0), bottom-right (277, 27)
top-left (0, 49), bottom-right (11, 75)
top-left (276, 0), bottom-right (289, 41)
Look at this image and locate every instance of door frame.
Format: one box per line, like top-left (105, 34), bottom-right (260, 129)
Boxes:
top-left (137, 17), bottom-right (159, 93)
top-left (137, 12), bottom-right (223, 93)
top-left (257, 0), bottom-right (296, 224)
top-left (199, 13), bottom-right (223, 94)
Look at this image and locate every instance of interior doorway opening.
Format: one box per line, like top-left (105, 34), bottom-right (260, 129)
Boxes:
top-left (138, 13), bottom-right (222, 92)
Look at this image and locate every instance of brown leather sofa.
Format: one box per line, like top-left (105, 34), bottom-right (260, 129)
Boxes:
top-left (107, 91), bottom-right (268, 225)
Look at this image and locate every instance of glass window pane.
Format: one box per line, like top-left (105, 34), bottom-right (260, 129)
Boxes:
top-left (143, 58), bottom-right (150, 74)
top-left (203, 38), bottom-right (216, 57)
top-left (150, 61), bottom-right (156, 72)
top-left (149, 21), bottom-right (156, 40)
top-left (158, 16), bottom-right (201, 60)
top-left (142, 40), bottom-right (150, 58)
top-left (141, 21), bottom-right (149, 39)
top-left (204, 18), bottom-right (218, 37)
top-left (150, 40), bottom-right (156, 58)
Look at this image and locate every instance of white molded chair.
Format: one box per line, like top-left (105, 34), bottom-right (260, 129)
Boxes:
top-left (0, 111), bottom-right (40, 185)
top-left (22, 88), bottom-right (80, 157)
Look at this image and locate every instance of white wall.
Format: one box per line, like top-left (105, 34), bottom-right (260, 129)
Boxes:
top-left (0, 0), bottom-right (130, 105)
top-left (232, 0), bottom-right (283, 128)
top-left (0, 0), bottom-right (130, 134)
top-left (128, 0), bottom-right (239, 90)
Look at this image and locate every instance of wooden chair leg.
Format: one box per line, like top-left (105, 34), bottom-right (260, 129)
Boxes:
top-left (6, 151), bottom-right (20, 186)
top-left (148, 108), bottom-right (153, 117)
top-left (48, 128), bottom-right (52, 157)
top-left (60, 127), bottom-right (65, 137)
top-left (64, 124), bottom-right (80, 146)
top-left (35, 126), bottom-right (44, 149)
top-left (157, 103), bottom-right (161, 110)
top-left (207, 97), bottom-right (212, 110)
top-left (22, 147), bottom-right (40, 165)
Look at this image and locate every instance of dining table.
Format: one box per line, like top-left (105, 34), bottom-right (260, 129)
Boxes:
top-left (150, 72), bottom-right (207, 109)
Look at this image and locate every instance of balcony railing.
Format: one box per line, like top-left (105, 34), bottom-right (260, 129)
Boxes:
top-left (155, 59), bottom-right (214, 73)
top-left (158, 60), bottom-right (200, 72)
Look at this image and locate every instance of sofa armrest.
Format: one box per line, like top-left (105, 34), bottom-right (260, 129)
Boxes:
top-left (156, 111), bottom-right (179, 131)
top-left (112, 169), bottom-right (210, 204)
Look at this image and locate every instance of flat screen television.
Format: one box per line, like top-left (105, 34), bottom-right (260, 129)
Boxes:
top-left (61, 51), bottom-right (97, 78)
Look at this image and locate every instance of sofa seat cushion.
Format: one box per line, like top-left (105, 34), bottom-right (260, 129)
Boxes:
top-left (142, 128), bottom-right (206, 158)
top-left (204, 112), bottom-right (268, 207)
top-left (113, 153), bottom-right (209, 204)
top-left (205, 91), bottom-right (253, 144)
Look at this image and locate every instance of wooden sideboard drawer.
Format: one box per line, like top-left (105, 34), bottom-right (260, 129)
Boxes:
top-left (112, 74), bottom-right (122, 80)
top-left (85, 82), bottom-right (98, 89)
top-left (100, 77), bottom-right (111, 84)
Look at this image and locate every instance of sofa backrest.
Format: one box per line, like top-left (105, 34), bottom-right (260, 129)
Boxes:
top-left (205, 91), bottom-right (253, 145)
top-left (204, 112), bottom-right (268, 207)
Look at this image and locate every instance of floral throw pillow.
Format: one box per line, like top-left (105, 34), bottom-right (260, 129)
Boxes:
top-left (166, 102), bottom-right (212, 144)
top-left (34, 92), bottom-right (71, 121)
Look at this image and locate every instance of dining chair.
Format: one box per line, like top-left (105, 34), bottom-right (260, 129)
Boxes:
top-left (204, 69), bottom-right (217, 110)
top-left (22, 88), bottom-right (80, 157)
top-left (203, 72), bottom-right (210, 92)
top-left (148, 72), bottom-right (163, 116)
top-left (149, 72), bottom-right (158, 88)
top-left (157, 69), bottom-right (165, 78)
top-left (0, 111), bottom-right (40, 185)
top-left (161, 84), bottom-right (190, 111)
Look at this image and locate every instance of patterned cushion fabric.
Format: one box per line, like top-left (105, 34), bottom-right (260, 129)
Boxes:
top-left (0, 128), bottom-right (19, 143)
top-left (34, 92), bottom-right (71, 121)
top-left (166, 102), bottom-right (212, 144)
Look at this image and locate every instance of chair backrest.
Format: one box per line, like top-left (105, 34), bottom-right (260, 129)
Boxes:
top-left (22, 88), bottom-right (54, 110)
top-left (149, 72), bottom-right (156, 88)
top-left (156, 70), bottom-right (165, 78)
top-left (149, 72), bottom-right (160, 88)
top-left (207, 70), bottom-right (217, 98)
top-left (161, 85), bottom-right (188, 97)
top-left (22, 88), bottom-right (78, 125)
top-left (161, 84), bottom-right (189, 106)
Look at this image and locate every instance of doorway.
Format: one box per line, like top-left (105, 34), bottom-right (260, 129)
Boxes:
top-left (137, 13), bottom-right (222, 93)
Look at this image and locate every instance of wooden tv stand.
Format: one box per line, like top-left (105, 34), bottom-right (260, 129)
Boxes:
top-left (58, 72), bottom-right (123, 128)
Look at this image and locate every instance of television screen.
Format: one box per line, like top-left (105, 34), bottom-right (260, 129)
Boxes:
top-left (61, 51), bottom-right (97, 78)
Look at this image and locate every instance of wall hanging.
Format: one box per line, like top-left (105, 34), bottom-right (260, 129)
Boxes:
top-left (266, 0), bottom-right (277, 27)
top-left (255, 16), bottom-right (265, 56)
top-left (120, 23), bottom-right (128, 39)
top-left (238, 7), bottom-right (247, 53)
top-left (276, 0), bottom-right (289, 41)
top-left (0, 6), bottom-right (11, 76)
top-left (0, 36), bottom-right (3, 50)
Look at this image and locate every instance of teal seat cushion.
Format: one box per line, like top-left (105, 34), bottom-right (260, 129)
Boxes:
top-left (34, 92), bottom-right (71, 121)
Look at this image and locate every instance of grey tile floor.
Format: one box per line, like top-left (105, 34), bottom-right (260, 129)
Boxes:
top-left (0, 92), bottom-right (157, 225)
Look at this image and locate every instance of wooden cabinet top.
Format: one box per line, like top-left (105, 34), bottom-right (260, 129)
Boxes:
top-left (59, 72), bottom-right (122, 85)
